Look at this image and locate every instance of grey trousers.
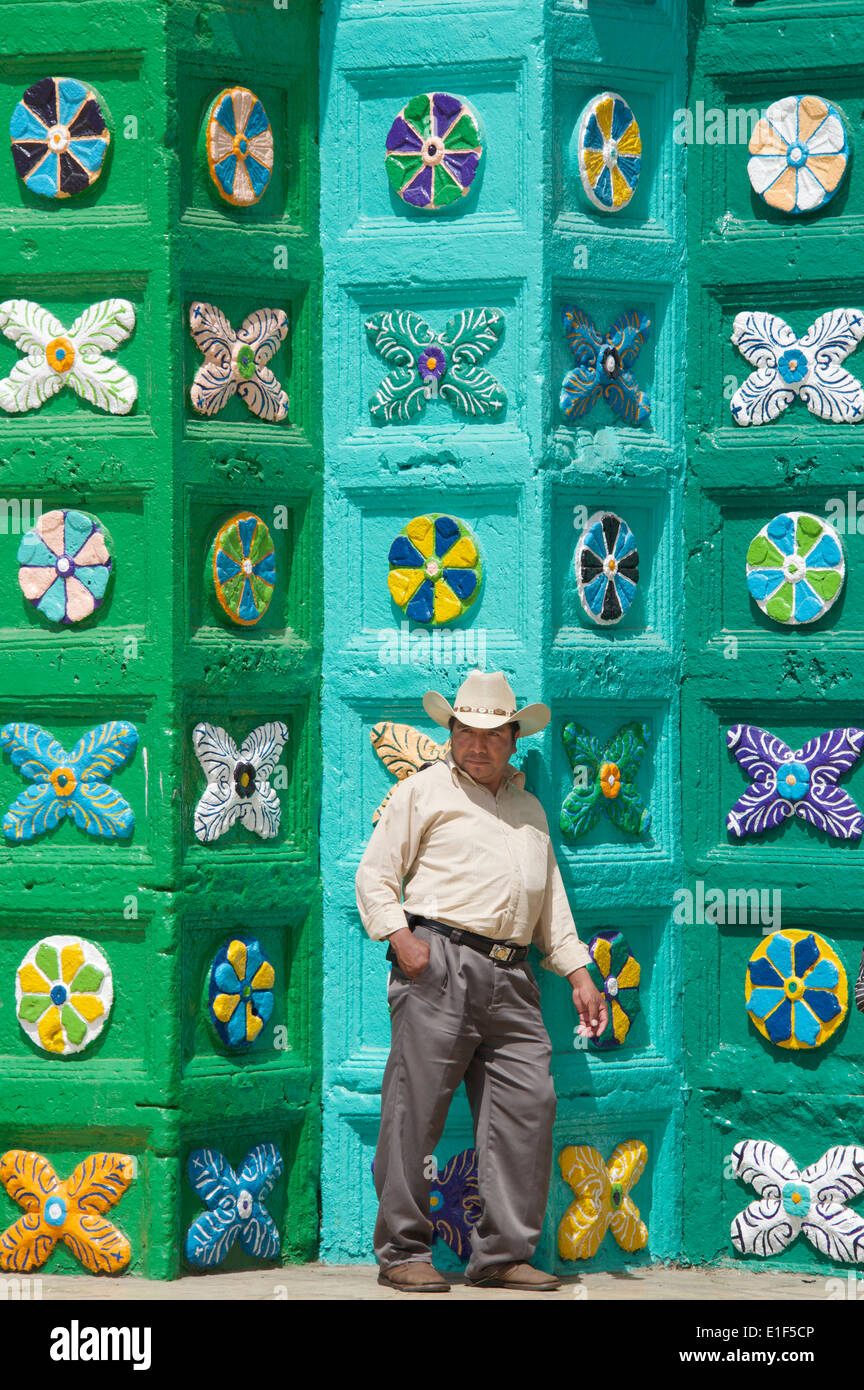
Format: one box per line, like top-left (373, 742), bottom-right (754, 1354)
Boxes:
top-left (373, 924), bottom-right (557, 1278)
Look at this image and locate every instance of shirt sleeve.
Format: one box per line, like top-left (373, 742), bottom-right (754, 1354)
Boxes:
top-left (533, 840), bottom-right (591, 976)
top-left (355, 776), bottom-right (425, 941)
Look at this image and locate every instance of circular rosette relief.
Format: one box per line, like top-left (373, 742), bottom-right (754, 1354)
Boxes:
top-left (575, 511), bottom-right (639, 625)
top-left (16, 936), bottom-right (113, 1056)
top-left (745, 929), bottom-right (846, 1050)
top-left (17, 508), bottom-right (113, 626)
top-left (207, 936), bottom-right (275, 1048)
top-left (10, 77), bottom-right (111, 199)
top-left (585, 930), bottom-right (641, 1049)
top-left (204, 87), bottom-right (274, 207)
top-left (748, 96), bottom-right (849, 216)
top-left (746, 512), bottom-right (844, 626)
top-left (387, 514), bottom-right (482, 626)
top-left (209, 512), bottom-right (276, 626)
top-left (574, 91), bottom-right (641, 213)
top-left (385, 92), bottom-right (483, 211)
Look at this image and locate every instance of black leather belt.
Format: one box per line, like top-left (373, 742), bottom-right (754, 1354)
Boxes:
top-left (401, 913), bottom-right (528, 965)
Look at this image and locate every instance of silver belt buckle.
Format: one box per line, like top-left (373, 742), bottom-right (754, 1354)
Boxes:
top-left (490, 943), bottom-right (515, 963)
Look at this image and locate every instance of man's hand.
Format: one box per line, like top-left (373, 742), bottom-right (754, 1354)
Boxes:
top-left (567, 966), bottom-right (608, 1039)
top-left (389, 927), bottom-right (431, 979)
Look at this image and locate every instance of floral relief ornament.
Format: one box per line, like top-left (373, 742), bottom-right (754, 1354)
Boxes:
top-left (192, 721), bottom-right (289, 842)
top-left (16, 936), bottom-right (113, 1057)
top-left (747, 95), bottom-right (848, 216)
top-left (189, 302), bottom-right (289, 423)
top-left (560, 721), bottom-right (651, 841)
top-left (730, 1140), bottom-right (864, 1263)
top-left (208, 937), bottom-right (275, 1049)
top-left (0, 1150), bottom-right (134, 1274)
top-left (186, 1144), bottom-right (282, 1268)
top-left (575, 91), bottom-right (642, 213)
top-left (369, 721), bottom-right (450, 823)
top-left (575, 511), bottom-right (639, 625)
top-left (205, 86), bottom-right (273, 207)
top-left (730, 309), bottom-right (864, 426)
top-left (366, 308), bottom-right (506, 423)
top-left (388, 514), bottom-right (482, 626)
top-left (17, 508), bottom-right (113, 626)
top-left (560, 308), bottom-right (651, 426)
top-left (385, 92), bottom-right (483, 212)
top-left (584, 930), bottom-right (641, 1049)
top-left (745, 929), bottom-right (847, 1051)
top-left (726, 723), bottom-right (864, 841)
top-left (1, 721), bottom-right (138, 842)
top-left (746, 512), bottom-right (845, 626)
top-left (10, 77), bottom-right (110, 200)
top-left (0, 298), bottom-right (136, 415)
top-left (558, 1140), bottom-right (648, 1260)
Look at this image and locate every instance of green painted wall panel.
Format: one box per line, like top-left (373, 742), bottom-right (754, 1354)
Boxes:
top-left (684, 0), bottom-right (864, 1272)
top-left (0, 0), bottom-right (321, 1277)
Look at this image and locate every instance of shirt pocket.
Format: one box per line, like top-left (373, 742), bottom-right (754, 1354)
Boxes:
top-left (512, 824), bottom-right (550, 901)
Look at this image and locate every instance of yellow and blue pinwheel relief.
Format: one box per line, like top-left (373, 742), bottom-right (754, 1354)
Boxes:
top-left (561, 307), bottom-right (651, 426)
top-left (745, 929), bottom-right (847, 1050)
top-left (185, 1143), bottom-right (282, 1269)
top-left (388, 513), bottom-right (482, 626)
top-left (208, 937), bottom-right (276, 1049)
top-left (0, 721), bottom-right (137, 842)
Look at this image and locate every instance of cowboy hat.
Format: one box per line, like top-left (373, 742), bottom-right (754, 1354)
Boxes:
top-left (423, 670), bottom-right (550, 738)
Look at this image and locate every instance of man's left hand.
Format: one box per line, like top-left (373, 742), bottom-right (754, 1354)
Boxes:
top-left (567, 967), bottom-right (608, 1039)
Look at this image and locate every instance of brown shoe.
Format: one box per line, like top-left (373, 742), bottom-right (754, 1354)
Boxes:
top-left (378, 1261), bottom-right (450, 1292)
top-left (467, 1261), bottom-right (561, 1291)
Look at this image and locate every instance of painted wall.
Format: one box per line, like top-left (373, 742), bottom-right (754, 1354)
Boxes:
top-left (320, 0), bottom-right (687, 1271)
top-left (0, 0), bottom-right (321, 1277)
top-left (683, 0), bottom-right (864, 1273)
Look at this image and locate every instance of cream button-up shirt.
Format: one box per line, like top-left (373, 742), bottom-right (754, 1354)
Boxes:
top-left (355, 754), bottom-right (590, 978)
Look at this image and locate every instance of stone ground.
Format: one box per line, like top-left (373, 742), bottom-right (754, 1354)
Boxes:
top-left (34, 1263), bottom-right (833, 1300)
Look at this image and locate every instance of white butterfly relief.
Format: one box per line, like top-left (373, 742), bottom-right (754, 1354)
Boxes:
top-left (0, 298), bottom-right (137, 415)
top-left (192, 721), bottom-right (289, 843)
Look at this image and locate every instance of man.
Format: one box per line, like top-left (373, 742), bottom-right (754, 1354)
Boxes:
top-left (356, 670), bottom-right (608, 1293)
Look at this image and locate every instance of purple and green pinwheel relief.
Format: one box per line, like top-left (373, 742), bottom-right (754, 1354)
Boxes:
top-left (560, 307), bottom-right (651, 426)
top-left (385, 92), bottom-right (483, 212)
top-left (726, 724), bottom-right (864, 841)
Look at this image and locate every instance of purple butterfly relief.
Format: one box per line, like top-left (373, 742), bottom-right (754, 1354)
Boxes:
top-left (726, 724), bottom-right (864, 841)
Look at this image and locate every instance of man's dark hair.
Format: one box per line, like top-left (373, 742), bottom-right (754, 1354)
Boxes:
top-left (448, 716), bottom-right (519, 746)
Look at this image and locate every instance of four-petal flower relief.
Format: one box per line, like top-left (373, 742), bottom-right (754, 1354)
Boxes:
top-left (189, 302), bottom-right (290, 423)
top-left (558, 1140), bottom-right (648, 1261)
top-left (726, 723), bottom-right (864, 841)
top-left (0, 1149), bottom-right (134, 1274)
top-left (730, 1140), bottom-right (864, 1263)
top-left (192, 721), bottom-right (289, 842)
top-left (0, 721), bottom-right (138, 842)
top-left (560, 720), bottom-right (651, 841)
top-left (365, 308), bottom-right (506, 424)
top-left (560, 307), bottom-right (651, 426)
top-left (730, 308), bottom-right (864, 425)
top-left (185, 1143), bottom-right (282, 1268)
top-left (369, 720), bottom-right (450, 823)
top-left (0, 298), bottom-right (137, 415)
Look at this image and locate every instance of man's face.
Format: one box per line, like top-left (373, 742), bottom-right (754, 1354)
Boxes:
top-left (450, 719), bottom-right (516, 787)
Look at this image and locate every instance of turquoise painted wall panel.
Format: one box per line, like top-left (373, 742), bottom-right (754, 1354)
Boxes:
top-left (321, 0), bottom-right (687, 1270)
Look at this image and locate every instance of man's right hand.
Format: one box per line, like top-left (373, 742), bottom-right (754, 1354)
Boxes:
top-left (389, 927), bottom-right (431, 979)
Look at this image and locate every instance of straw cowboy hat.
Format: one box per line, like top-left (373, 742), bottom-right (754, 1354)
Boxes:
top-left (423, 670), bottom-right (550, 738)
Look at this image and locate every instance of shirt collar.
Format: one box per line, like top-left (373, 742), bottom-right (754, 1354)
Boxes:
top-left (445, 751), bottom-right (525, 793)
